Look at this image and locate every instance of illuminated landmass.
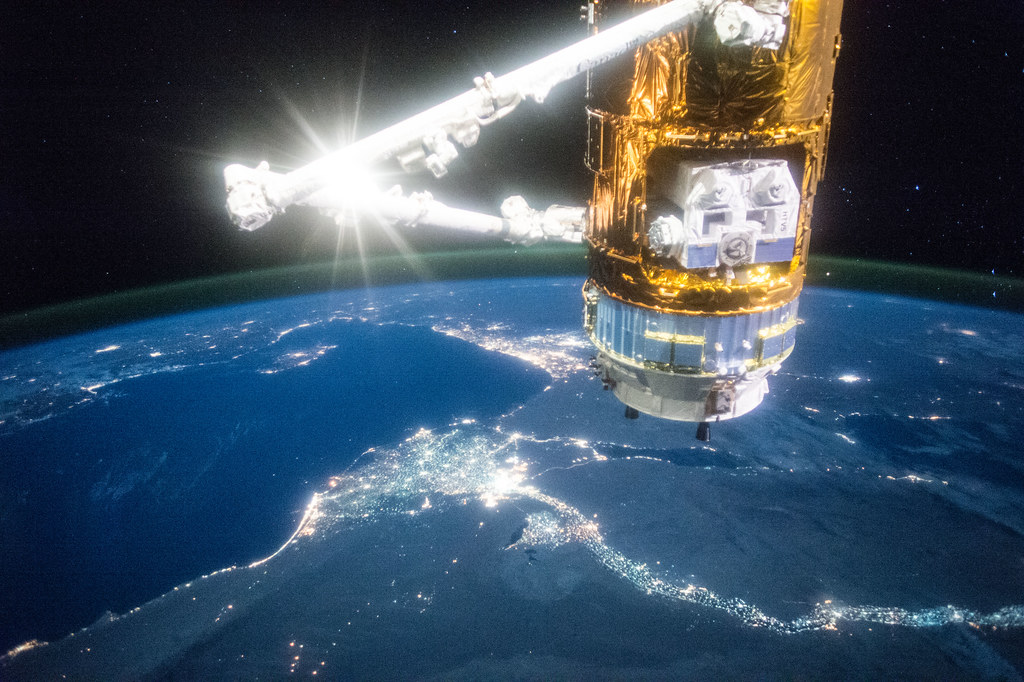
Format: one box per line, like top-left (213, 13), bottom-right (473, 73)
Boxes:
top-left (3, 280), bottom-right (1023, 678)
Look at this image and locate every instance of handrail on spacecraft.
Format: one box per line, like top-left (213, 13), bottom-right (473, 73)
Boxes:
top-left (223, 0), bottom-right (789, 245)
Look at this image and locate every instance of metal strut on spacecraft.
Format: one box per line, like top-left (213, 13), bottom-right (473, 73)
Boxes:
top-left (224, 0), bottom-right (788, 245)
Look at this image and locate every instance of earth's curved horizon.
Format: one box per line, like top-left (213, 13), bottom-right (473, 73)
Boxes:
top-left (2, 249), bottom-right (1022, 350)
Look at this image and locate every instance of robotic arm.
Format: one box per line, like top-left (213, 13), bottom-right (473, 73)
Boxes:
top-left (223, 0), bottom-right (789, 243)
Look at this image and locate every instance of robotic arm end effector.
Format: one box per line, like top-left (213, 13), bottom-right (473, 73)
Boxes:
top-left (224, 162), bottom-right (279, 232)
top-left (713, 0), bottom-right (789, 49)
top-left (501, 195), bottom-right (586, 245)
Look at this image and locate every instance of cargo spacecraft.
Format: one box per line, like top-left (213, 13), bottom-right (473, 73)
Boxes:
top-left (224, 0), bottom-right (844, 438)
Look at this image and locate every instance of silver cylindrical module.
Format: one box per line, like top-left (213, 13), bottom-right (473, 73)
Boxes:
top-left (585, 282), bottom-right (798, 422)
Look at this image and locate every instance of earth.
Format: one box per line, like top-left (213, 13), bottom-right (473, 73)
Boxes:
top-left (2, 268), bottom-right (1024, 678)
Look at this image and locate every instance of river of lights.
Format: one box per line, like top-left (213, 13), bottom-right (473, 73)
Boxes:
top-left (267, 426), bottom-right (1024, 636)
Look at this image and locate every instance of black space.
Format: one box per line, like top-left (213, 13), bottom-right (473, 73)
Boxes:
top-left (2, 1), bottom-right (1022, 316)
